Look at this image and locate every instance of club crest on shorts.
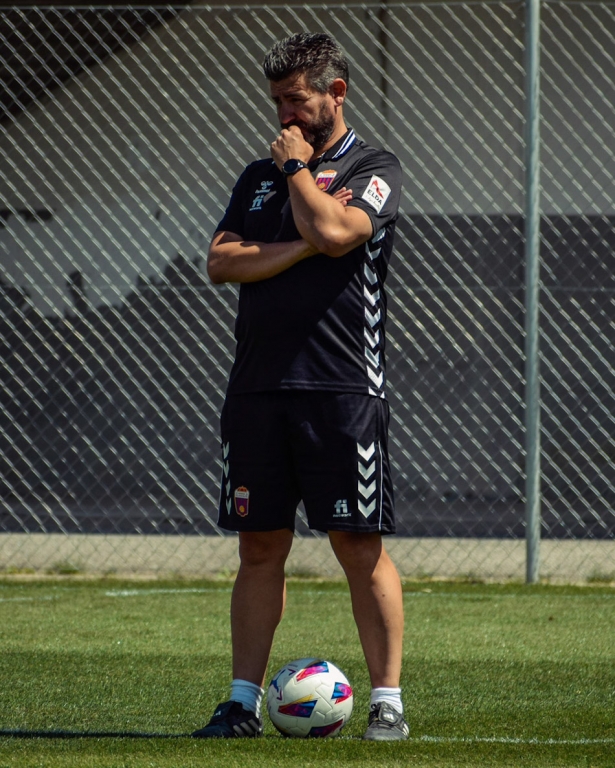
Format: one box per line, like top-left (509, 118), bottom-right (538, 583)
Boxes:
top-left (234, 486), bottom-right (250, 516)
top-left (315, 169), bottom-right (337, 191)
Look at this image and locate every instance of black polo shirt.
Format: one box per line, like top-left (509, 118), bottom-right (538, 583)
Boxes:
top-left (215, 129), bottom-right (402, 397)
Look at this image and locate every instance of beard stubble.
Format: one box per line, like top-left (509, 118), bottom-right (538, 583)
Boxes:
top-left (282, 101), bottom-right (336, 156)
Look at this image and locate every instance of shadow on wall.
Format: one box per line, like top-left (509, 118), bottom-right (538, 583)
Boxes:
top-left (1, 214), bottom-right (615, 539)
top-left (0, 253), bottom-right (237, 533)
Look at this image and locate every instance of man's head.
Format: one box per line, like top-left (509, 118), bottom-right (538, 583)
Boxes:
top-left (264, 33), bottom-right (350, 154)
top-left (263, 32), bottom-right (349, 94)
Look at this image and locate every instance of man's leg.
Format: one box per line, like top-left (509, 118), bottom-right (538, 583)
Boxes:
top-left (328, 530), bottom-right (408, 740)
top-left (192, 528), bottom-right (294, 738)
top-left (232, 529), bottom-right (294, 685)
top-left (328, 531), bottom-right (403, 687)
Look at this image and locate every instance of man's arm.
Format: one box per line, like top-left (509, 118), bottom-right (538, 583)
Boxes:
top-left (208, 188), bottom-right (354, 284)
top-left (287, 172), bottom-right (373, 258)
top-left (271, 127), bottom-right (373, 258)
top-left (207, 232), bottom-right (318, 284)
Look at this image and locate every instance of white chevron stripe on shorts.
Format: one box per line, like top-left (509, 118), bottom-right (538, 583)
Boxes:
top-left (358, 441), bottom-right (378, 519)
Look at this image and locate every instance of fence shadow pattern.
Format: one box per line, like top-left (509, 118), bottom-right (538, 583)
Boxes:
top-left (0, 4), bottom-right (614, 575)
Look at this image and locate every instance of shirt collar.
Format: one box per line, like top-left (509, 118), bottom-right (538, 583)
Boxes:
top-left (318, 128), bottom-right (357, 163)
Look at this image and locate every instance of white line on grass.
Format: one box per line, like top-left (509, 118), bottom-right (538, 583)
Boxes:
top-left (403, 592), bottom-right (615, 600)
top-left (413, 735), bottom-right (615, 745)
top-left (102, 587), bottom-right (615, 600)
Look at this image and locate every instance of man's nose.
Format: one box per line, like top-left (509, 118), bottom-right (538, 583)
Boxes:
top-left (278, 103), bottom-right (296, 126)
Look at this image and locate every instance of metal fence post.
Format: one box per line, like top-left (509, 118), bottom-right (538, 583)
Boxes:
top-left (524, 0), bottom-right (542, 583)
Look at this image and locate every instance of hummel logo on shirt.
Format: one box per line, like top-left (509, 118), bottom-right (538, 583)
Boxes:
top-left (249, 180), bottom-right (276, 211)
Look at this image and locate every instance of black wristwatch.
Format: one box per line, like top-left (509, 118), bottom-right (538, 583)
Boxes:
top-left (282, 158), bottom-right (309, 176)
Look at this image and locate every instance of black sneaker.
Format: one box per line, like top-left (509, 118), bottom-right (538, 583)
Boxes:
top-left (363, 701), bottom-right (410, 741)
top-left (192, 700), bottom-right (263, 738)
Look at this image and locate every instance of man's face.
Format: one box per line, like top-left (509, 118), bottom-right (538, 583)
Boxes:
top-left (269, 73), bottom-right (336, 153)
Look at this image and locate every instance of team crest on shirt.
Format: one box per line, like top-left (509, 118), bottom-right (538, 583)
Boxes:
top-left (234, 486), bottom-right (250, 516)
top-left (361, 175), bottom-right (391, 213)
top-left (315, 169), bottom-right (337, 191)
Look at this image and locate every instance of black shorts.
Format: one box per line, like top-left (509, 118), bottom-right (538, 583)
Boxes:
top-left (217, 391), bottom-right (395, 534)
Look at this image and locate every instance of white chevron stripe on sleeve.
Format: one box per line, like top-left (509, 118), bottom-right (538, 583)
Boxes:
top-left (364, 263), bottom-right (378, 285)
top-left (367, 368), bottom-right (384, 387)
top-left (365, 307), bottom-right (381, 328)
top-left (364, 286), bottom-right (381, 306)
top-left (364, 328), bottom-right (380, 348)
top-left (365, 347), bottom-right (380, 368)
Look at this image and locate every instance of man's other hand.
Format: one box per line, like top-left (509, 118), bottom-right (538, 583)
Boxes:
top-left (332, 187), bottom-right (353, 206)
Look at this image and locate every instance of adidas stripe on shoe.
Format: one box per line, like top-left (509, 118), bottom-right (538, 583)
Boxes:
top-left (192, 700), bottom-right (263, 739)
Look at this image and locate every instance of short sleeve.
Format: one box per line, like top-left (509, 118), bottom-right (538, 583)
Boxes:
top-left (214, 165), bottom-right (252, 238)
top-left (345, 150), bottom-right (402, 235)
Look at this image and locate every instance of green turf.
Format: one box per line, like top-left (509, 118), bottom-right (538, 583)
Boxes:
top-left (0, 578), bottom-right (613, 767)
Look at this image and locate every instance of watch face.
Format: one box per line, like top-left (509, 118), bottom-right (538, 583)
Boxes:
top-left (283, 159), bottom-right (305, 175)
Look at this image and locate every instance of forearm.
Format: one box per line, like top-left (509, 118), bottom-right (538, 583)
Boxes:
top-left (207, 233), bottom-right (317, 284)
top-left (287, 172), bottom-right (348, 255)
top-left (270, 127), bottom-right (373, 257)
top-left (287, 172), bottom-right (373, 258)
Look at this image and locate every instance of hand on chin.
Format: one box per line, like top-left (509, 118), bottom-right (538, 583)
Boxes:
top-left (271, 125), bottom-right (313, 169)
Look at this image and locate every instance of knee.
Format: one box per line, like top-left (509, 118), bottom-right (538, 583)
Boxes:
top-left (329, 531), bottom-right (384, 575)
top-left (238, 530), bottom-right (293, 569)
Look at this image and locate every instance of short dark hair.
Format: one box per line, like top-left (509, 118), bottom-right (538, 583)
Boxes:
top-left (263, 33), bottom-right (350, 93)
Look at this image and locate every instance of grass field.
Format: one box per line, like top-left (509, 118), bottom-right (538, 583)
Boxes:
top-left (0, 577), bottom-right (613, 767)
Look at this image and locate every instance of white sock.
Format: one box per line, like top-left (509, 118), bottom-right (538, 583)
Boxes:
top-left (230, 679), bottom-right (264, 715)
top-left (370, 686), bottom-right (403, 714)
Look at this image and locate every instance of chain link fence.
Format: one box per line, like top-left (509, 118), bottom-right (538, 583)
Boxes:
top-left (1, 2), bottom-right (614, 580)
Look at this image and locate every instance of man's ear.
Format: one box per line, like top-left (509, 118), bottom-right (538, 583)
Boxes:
top-left (330, 78), bottom-right (347, 106)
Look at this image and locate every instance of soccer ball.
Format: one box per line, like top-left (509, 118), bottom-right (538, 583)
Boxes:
top-left (267, 658), bottom-right (353, 737)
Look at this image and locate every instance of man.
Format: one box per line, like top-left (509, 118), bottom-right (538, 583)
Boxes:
top-left (192, 32), bottom-right (407, 741)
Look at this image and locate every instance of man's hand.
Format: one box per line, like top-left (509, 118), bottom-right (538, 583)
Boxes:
top-left (271, 126), bottom-right (313, 169)
top-left (332, 187), bottom-right (353, 206)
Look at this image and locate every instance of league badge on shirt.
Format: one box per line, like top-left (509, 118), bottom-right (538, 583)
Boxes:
top-left (234, 486), bottom-right (250, 516)
top-left (315, 169), bottom-right (337, 191)
top-left (361, 175), bottom-right (391, 213)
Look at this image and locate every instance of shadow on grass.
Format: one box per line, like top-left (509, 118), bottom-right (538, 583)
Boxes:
top-left (0, 730), bottom-right (190, 739)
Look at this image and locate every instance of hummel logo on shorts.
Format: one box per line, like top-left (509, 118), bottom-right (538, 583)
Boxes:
top-left (333, 499), bottom-right (351, 518)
